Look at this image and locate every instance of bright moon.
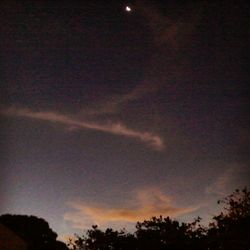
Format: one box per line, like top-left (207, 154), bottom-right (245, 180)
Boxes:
top-left (125, 6), bottom-right (132, 12)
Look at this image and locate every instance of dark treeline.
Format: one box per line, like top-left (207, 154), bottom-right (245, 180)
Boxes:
top-left (1, 188), bottom-right (249, 250)
top-left (0, 214), bottom-right (68, 250)
top-left (68, 188), bottom-right (250, 250)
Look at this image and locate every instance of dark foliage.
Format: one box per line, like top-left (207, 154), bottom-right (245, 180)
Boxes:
top-left (68, 225), bottom-right (137, 250)
top-left (69, 188), bottom-right (250, 250)
top-left (135, 216), bottom-right (190, 250)
top-left (1, 188), bottom-right (249, 249)
top-left (207, 188), bottom-right (250, 249)
top-left (0, 214), bottom-right (68, 250)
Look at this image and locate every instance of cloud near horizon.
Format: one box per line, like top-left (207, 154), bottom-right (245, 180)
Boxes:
top-left (1, 106), bottom-right (164, 150)
top-left (205, 164), bottom-right (250, 196)
top-left (64, 188), bottom-right (198, 229)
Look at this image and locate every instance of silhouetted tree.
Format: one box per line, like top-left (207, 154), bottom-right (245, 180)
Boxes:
top-left (69, 188), bottom-right (250, 250)
top-left (135, 216), bottom-right (193, 250)
top-left (207, 187), bottom-right (250, 249)
top-left (185, 216), bottom-right (208, 249)
top-left (68, 225), bottom-right (136, 250)
top-left (0, 214), bottom-right (68, 250)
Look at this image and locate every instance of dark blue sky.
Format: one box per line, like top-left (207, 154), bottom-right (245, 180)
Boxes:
top-left (1, 1), bottom-right (249, 240)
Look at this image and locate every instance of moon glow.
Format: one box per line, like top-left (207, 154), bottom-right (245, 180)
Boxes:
top-left (125, 6), bottom-right (132, 12)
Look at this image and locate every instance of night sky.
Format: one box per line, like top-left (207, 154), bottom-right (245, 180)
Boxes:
top-left (1, 1), bottom-right (249, 240)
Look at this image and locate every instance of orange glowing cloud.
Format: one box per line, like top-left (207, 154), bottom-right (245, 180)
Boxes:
top-left (1, 107), bottom-right (164, 150)
top-left (64, 188), bottom-right (198, 229)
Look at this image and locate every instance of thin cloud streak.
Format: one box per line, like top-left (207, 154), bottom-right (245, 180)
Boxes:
top-left (137, 2), bottom-right (203, 49)
top-left (77, 4), bottom-right (203, 117)
top-left (81, 81), bottom-right (163, 116)
top-left (205, 164), bottom-right (250, 196)
top-left (1, 107), bottom-right (164, 150)
top-left (64, 188), bottom-right (199, 229)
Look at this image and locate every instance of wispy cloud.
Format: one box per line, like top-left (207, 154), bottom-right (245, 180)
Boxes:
top-left (81, 81), bottom-right (163, 116)
top-left (1, 107), bottom-right (164, 150)
top-left (78, 4), bottom-right (204, 118)
top-left (64, 188), bottom-right (198, 229)
top-left (205, 164), bottom-right (250, 196)
top-left (137, 2), bottom-right (203, 49)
